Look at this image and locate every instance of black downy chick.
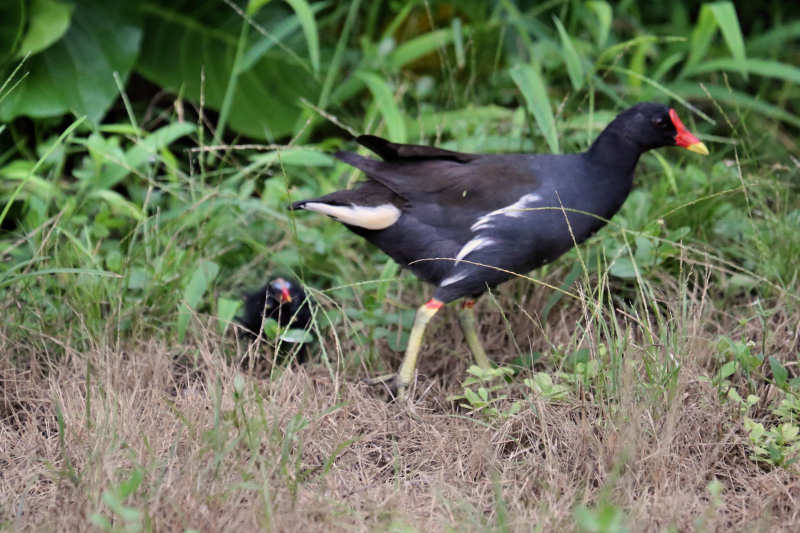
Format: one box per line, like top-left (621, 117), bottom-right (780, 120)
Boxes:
top-left (239, 277), bottom-right (313, 362)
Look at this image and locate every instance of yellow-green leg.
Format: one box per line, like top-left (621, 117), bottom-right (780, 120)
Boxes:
top-left (457, 300), bottom-right (492, 370)
top-left (363, 298), bottom-right (442, 399)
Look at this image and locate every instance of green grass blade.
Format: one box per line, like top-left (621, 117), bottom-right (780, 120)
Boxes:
top-left (683, 5), bottom-right (717, 74)
top-left (0, 116), bottom-right (84, 229)
top-left (708, 2), bottom-right (747, 78)
top-left (604, 65), bottom-right (715, 124)
top-left (746, 20), bottom-right (800, 54)
top-left (586, 1), bottom-right (612, 47)
top-left (452, 17), bottom-right (465, 69)
top-left (511, 64), bottom-right (559, 153)
top-left (239, 2), bottom-right (329, 73)
top-left (0, 268), bottom-right (120, 290)
top-left (672, 82), bottom-right (800, 129)
top-left (284, 0), bottom-right (320, 74)
top-left (356, 72), bottom-right (406, 142)
top-left (387, 28), bottom-right (456, 72)
top-left (684, 58), bottom-right (800, 84)
top-left (317, 0), bottom-right (359, 109)
top-left (177, 260), bottom-right (220, 342)
top-left (553, 16), bottom-right (584, 90)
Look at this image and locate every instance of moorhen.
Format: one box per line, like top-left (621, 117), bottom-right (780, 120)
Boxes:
top-left (290, 102), bottom-right (708, 397)
top-left (240, 276), bottom-right (312, 346)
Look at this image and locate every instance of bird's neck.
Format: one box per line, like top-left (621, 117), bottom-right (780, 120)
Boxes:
top-left (585, 128), bottom-right (643, 176)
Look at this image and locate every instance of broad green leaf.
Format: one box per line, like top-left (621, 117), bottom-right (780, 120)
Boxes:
top-left (17, 0), bottom-right (74, 57)
top-left (280, 328), bottom-right (313, 343)
top-left (177, 260), bottom-right (220, 342)
top-left (137, 3), bottom-right (319, 140)
top-left (708, 2), bottom-right (747, 78)
top-left (0, 2), bottom-right (141, 123)
top-left (387, 28), bottom-right (455, 72)
top-left (217, 297), bottom-right (241, 336)
top-left (284, 0), bottom-right (319, 74)
top-left (609, 257), bottom-right (636, 279)
top-left (510, 64), bottom-right (559, 153)
top-left (553, 16), bottom-right (583, 90)
top-left (769, 357), bottom-right (788, 388)
top-left (585, 1), bottom-right (612, 47)
top-left (356, 72), bottom-right (406, 142)
top-left (718, 360), bottom-right (738, 380)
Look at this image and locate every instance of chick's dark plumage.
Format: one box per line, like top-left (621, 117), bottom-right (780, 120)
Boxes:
top-left (239, 277), bottom-right (311, 339)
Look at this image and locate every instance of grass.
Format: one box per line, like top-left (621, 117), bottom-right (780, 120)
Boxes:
top-left (3, 2), bottom-right (800, 531)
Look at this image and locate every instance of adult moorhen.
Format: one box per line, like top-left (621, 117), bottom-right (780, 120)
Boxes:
top-left (290, 102), bottom-right (708, 397)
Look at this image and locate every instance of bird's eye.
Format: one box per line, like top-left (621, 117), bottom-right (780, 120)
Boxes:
top-left (653, 115), bottom-right (668, 128)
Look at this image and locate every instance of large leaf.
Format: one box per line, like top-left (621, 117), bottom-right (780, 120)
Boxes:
top-left (136, 2), bottom-right (320, 141)
top-left (0, 2), bottom-right (142, 123)
top-left (17, 0), bottom-right (74, 58)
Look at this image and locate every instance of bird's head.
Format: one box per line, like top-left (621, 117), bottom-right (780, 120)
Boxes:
top-left (617, 102), bottom-right (709, 155)
top-left (269, 277), bottom-right (294, 303)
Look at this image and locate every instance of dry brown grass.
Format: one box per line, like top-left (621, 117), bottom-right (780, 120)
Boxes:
top-left (2, 277), bottom-right (800, 532)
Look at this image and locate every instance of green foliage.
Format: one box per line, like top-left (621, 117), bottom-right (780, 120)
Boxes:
top-left (89, 468), bottom-right (148, 532)
top-left (744, 419), bottom-right (800, 468)
top-left (0, 2), bottom-right (141, 123)
top-left (449, 365), bottom-right (521, 421)
top-left (2, 0), bottom-right (799, 490)
top-left (524, 371), bottom-right (570, 401)
top-left (574, 502), bottom-right (629, 533)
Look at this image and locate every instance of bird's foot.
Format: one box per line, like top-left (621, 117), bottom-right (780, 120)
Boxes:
top-left (362, 373), bottom-right (408, 401)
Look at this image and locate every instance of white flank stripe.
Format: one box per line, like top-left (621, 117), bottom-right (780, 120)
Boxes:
top-left (440, 271), bottom-right (469, 287)
top-left (303, 202), bottom-right (401, 230)
top-left (470, 193), bottom-right (542, 232)
top-left (455, 236), bottom-right (494, 262)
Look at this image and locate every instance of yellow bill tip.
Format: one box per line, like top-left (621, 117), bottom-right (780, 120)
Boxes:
top-left (686, 142), bottom-right (709, 156)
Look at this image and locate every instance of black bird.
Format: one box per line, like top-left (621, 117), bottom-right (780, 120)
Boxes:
top-left (290, 102), bottom-right (708, 396)
top-left (240, 277), bottom-right (312, 354)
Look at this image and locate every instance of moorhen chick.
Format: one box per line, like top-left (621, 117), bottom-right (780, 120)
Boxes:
top-left (240, 276), bottom-right (312, 348)
top-left (290, 102), bottom-right (708, 397)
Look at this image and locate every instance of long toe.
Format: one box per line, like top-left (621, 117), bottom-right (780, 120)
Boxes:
top-left (362, 373), bottom-right (408, 400)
